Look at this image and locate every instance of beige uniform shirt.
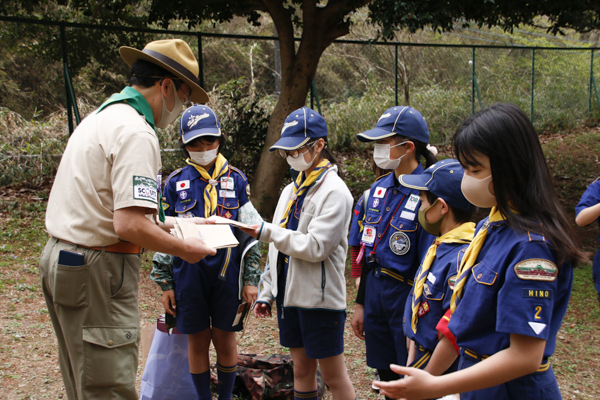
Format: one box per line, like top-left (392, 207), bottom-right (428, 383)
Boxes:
top-left (46, 103), bottom-right (161, 247)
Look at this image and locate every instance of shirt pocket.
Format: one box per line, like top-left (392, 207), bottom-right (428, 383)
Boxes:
top-left (217, 198), bottom-right (240, 220)
top-left (175, 198), bottom-right (198, 214)
top-left (471, 262), bottom-right (498, 286)
top-left (424, 280), bottom-right (445, 301)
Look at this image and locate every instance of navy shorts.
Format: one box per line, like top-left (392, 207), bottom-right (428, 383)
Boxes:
top-left (458, 351), bottom-right (561, 399)
top-left (172, 252), bottom-right (242, 334)
top-left (364, 268), bottom-right (413, 370)
top-left (276, 300), bottom-right (346, 360)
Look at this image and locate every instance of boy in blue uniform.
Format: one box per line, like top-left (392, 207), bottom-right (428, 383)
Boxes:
top-left (348, 194), bottom-right (366, 288)
top-left (350, 106), bottom-right (437, 391)
top-left (375, 103), bottom-right (587, 400)
top-left (399, 159), bottom-right (475, 376)
top-left (575, 177), bottom-right (600, 305)
top-left (151, 105), bottom-right (263, 400)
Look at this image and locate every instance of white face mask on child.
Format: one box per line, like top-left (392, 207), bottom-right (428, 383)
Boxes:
top-left (189, 146), bottom-right (219, 166)
top-left (373, 141), bottom-right (407, 170)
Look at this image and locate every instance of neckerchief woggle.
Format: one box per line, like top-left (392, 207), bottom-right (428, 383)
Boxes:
top-left (279, 160), bottom-right (331, 228)
top-left (450, 207), bottom-right (506, 312)
top-left (186, 154), bottom-right (230, 218)
top-left (410, 222), bottom-right (475, 334)
top-left (97, 87), bottom-right (167, 222)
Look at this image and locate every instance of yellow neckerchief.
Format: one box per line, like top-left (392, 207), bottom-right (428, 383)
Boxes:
top-left (186, 153), bottom-right (229, 218)
top-left (279, 160), bottom-right (331, 228)
top-left (450, 207), bottom-right (506, 312)
top-left (411, 221), bottom-right (475, 334)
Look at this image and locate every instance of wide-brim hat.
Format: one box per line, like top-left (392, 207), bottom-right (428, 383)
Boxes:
top-left (120, 39), bottom-right (209, 104)
top-left (180, 105), bottom-right (222, 144)
top-left (357, 106), bottom-right (429, 143)
top-left (270, 107), bottom-right (328, 151)
top-left (399, 159), bottom-right (472, 211)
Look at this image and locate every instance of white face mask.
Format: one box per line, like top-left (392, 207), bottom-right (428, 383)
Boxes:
top-left (156, 80), bottom-right (183, 129)
top-left (189, 146), bottom-right (219, 166)
top-left (461, 173), bottom-right (497, 208)
top-left (373, 141), bottom-right (407, 170)
top-left (286, 145), bottom-right (318, 172)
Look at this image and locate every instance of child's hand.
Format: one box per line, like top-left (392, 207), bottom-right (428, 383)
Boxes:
top-left (238, 224), bottom-right (262, 239)
top-left (376, 364), bottom-right (438, 400)
top-left (253, 302), bottom-right (272, 318)
top-left (351, 304), bottom-right (365, 340)
top-left (242, 285), bottom-right (258, 306)
top-left (162, 289), bottom-right (176, 316)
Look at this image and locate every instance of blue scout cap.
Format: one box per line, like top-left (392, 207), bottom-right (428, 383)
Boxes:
top-left (180, 105), bottom-right (221, 144)
top-left (270, 107), bottom-right (327, 151)
top-left (398, 159), bottom-right (472, 211)
top-left (357, 106), bottom-right (429, 143)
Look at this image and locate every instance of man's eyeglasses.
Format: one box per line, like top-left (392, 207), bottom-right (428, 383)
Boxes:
top-left (277, 141), bottom-right (317, 159)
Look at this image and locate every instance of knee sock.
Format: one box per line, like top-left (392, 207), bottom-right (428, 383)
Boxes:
top-left (191, 370), bottom-right (212, 400)
top-left (217, 363), bottom-right (238, 400)
top-left (377, 369), bottom-right (400, 400)
top-left (294, 389), bottom-right (319, 400)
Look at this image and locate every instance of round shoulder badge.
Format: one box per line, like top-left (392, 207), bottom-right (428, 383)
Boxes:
top-left (389, 231), bottom-right (411, 255)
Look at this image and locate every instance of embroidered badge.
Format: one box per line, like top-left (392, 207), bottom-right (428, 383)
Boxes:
top-left (354, 209), bottom-right (360, 216)
top-left (528, 322), bottom-right (546, 335)
top-left (378, 112), bottom-right (392, 121)
top-left (187, 113), bottom-right (210, 129)
top-left (179, 190), bottom-right (188, 200)
top-left (514, 259), bottom-right (558, 281)
top-left (423, 283), bottom-right (432, 297)
top-left (220, 177), bottom-right (234, 190)
top-left (125, 331), bottom-right (132, 340)
top-left (132, 176), bottom-right (158, 204)
top-left (448, 275), bottom-right (457, 291)
top-left (405, 194), bottom-right (420, 212)
top-left (162, 202), bottom-right (169, 211)
top-left (176, 180), bottom-right (190, 191)
top-left (373, 198), bottom-right (380, 208)
top-left (224, 211), bottom-right (233, 219)
top-left (521, 289), bottom-right (553, 299)
top-left (373, 187), bottom-right (386, 198)
top-left (389, 231), bottom-right (410, 255)
top-left (418, 300), bottom-right (430, 317)
top-left (246, 184), bottom-right (251, 197)
top-left (361, 225), bottom-right (376, 245)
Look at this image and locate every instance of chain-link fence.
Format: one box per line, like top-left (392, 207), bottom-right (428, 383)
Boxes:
top-left (1, 17), bottom-right (599, 185)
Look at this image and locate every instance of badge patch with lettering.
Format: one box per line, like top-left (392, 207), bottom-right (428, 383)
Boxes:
top-left (418, 300), bottom-right (430, 317)
top-left (514, 259), bottom-right (558, 281)
top-left (521, 289), bottom-right (553, 299)
top-left (132, 176), bottom-right (158, 204)
top-left (389, 231), bottom-right (410, 255)
top-left (405, 194), bottom-right (420, 212)
top-left (220, 177), bottom-right (235, 190)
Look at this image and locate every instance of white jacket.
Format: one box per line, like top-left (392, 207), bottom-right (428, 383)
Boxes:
top-left (256, 165), bottom-right (353, 310)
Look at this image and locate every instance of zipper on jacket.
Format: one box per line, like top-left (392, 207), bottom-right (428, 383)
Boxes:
top-left (321, 261), bottom-right (326, 301)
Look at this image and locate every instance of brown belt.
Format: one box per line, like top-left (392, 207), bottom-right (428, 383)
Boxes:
top-left (57, 238), bottom-right (141, 254)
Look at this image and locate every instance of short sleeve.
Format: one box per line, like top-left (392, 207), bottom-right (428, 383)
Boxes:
top-left (111, 131), bottom-right (161, 211)
top-left (575, 179), bottom-right (600, 217)
top-left (496, 241), bottom-right (560, 340)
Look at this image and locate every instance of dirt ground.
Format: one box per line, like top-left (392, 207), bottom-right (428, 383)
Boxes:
top-left (1, 180), bottom-right (599, 399)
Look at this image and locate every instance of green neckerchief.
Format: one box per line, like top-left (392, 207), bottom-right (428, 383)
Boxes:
top-left (96, 86), bottom-right (155, 130)
top-left (98, 87), bottom-right (165, 222)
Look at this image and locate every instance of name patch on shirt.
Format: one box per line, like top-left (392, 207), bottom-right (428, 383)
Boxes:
top-left (521, 289), bottom-right (553, 299)
top-left (514, 259), bottom-right (558, 281)
top-left (220, 177), bottom-right (235, 190)
top-left (219, 190), bottom-right (237, 198)
top-left (132, 176), bottom-right (158, 204)
top-left (400, 210), bottom-right (416, 221)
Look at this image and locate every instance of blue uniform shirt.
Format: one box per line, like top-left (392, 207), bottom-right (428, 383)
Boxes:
top-left (448, 218), bottom-right (573, 359)
top-left (403, 242), bottom-right (468, 351)
top-left (348, 194), bottom-right (365, 247)
top-left (361, 166), bottom-right (435, 278)
top-left (575, 177), bottom-right (600, 242)
top-left (163, 164), bottom-right (250, 272)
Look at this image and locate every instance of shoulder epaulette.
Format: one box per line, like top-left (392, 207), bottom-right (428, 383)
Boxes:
top-left (593, 177), bottom-right (600, 184)
top-left (164, 168), bottom-right (184, 188)
top-left (228, 165), bottom-right (248, 182)
top-left (374, 171), bottom-right (392, 183)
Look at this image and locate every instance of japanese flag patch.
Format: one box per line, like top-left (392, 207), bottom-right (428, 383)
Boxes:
top-left (176, 180), bottom-right (190, 191)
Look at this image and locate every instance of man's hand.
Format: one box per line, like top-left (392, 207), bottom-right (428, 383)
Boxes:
top-left (162, 289), bottom-right (176, 316)
top-left (179, 237), bottom-right (216, 264)
top-left (351, 303), bottom-right (365, 340)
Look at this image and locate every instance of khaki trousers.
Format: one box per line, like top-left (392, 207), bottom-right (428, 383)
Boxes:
top-left (40, 237), bottom-right (140, 399)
